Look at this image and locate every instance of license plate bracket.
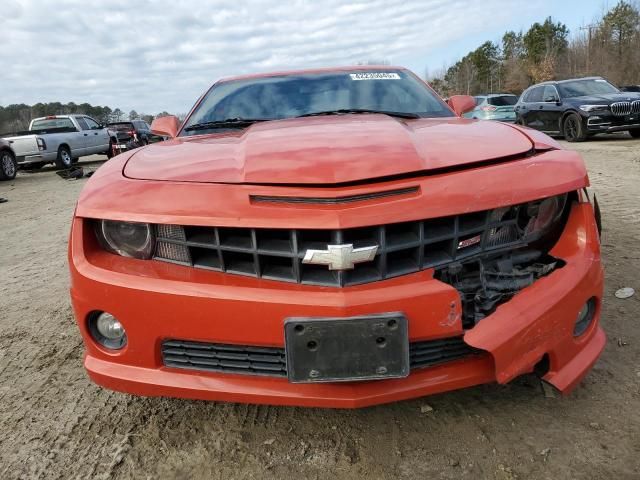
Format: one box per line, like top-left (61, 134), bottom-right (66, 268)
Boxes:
top-left (285, 313), bottom-right (409, 383)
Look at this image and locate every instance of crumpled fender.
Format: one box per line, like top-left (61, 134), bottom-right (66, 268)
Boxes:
top-left (464, 200), bottom-right (604, 392)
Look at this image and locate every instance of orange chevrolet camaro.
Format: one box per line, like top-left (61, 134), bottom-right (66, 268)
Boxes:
top-left (69, 66), bottom-right (605, 408)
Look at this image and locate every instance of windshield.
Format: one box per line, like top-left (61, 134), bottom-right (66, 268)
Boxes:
top-left (557, 79), bottom-right (619, 98)
top-left (181, 70), bottom-right (453, 136)
top-left (108, 122), bottom-right (135, 131)
top-left (488, 95), bottom-right (518, 106)
top-left (31, 118), bottom-right (75, 131)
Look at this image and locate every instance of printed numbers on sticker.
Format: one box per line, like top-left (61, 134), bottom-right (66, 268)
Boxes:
top-left (350, 72), bottom-right (401, 80)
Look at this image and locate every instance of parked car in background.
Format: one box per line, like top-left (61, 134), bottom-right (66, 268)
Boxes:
top-left (107, 120), bottom-right (153, 154)
top-left (0, 132), bottom-right (46, 169)
top-left (0, 139), bottom-right (18, 180)
top-left (620, 85), bottom-right (640, 93)
top-left (0, 115), bottom-right (111, 168)
top-left (464, 94), bottom-right (518, 122)
top-left (515, 77), bottom-right (640, 142)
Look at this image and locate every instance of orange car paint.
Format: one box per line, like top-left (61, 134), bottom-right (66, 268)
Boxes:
top-left (69, 67), bottom-right (604, 408)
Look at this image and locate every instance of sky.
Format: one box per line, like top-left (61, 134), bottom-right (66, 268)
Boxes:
top-left (0, 0), bottom-right (608, 115)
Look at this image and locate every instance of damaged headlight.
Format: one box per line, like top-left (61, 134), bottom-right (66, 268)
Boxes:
top-left (95, 220), bottom-right (155, 259)
top-left (520, 194), bottom-right (568, 243)
top-left (480, 194), bottom-right (569, 252)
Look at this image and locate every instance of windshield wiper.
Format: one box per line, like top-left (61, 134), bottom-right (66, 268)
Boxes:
top-left (297, 109), bottom-right (420, 119)
top-left (183, 118), bottom-right (271, 132)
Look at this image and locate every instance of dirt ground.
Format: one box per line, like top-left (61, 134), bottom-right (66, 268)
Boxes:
top-left (0, 136), bottom-right (639, 480)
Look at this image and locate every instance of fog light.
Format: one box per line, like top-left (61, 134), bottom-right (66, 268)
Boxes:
top-left (574, 298), bottom-right (596, 337)
top-left (89, 312), bottom-right (127, 349)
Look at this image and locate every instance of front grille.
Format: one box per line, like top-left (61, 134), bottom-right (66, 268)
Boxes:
top-left (154, 204), bottom-right (530, 287)
top-left (610, 100), bottom-right (640, 116)
top-left (161, 336), bottom-right (478, 377)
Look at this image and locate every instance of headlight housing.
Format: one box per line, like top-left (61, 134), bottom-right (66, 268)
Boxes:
top-left (520, 194), bottom-right (568, 243)
top-left (579, 104), bottom-right (609, 113)
top-left (96, 220), bottom-right (155, 259)
top-left (481, 194), bottom-right (569, 252)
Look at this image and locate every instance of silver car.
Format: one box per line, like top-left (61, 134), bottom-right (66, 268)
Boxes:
top-left (1, 114), bottom-right (111, 169)
top-left (464, 94), bottom-right (519, 122)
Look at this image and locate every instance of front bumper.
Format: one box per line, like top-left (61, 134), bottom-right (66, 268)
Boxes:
top-left (587, 114), bottom-right (640, 133)
top-left (470, 113), bottom-right (516, 123)
top-left (486, 115), bottom-right (516, 123)
top-left (69, 200), bottom-right (604, 408)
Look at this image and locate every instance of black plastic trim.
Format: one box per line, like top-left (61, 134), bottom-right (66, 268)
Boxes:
top-left (161, 336), bottom-right (479, 378)
top-left (250, 186), bottom-right (419, 205)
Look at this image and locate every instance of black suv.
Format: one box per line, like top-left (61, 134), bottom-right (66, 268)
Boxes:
top-left (107, 119), bottom-right (153, 151)
top-left (515, 77), bottom-right (640, 142)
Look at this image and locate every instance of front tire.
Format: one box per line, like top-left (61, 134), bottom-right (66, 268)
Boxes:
top-left (55, 146), bottom-right (72, 169)
top-left (0, 150), bottom-right (17, 180)
top-left (629, 129), bottom-right (640, 139)
top-left (563, 113), bottom-right (588, 142)
top-left (106, 140), bottom-right (114, 159)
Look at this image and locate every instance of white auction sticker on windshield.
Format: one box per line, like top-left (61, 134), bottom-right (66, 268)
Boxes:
top-left (350, 72), bottom-right (401, 80)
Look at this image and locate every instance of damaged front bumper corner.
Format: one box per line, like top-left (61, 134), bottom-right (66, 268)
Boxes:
top-left (464, 200), bottom-right (604, 395)
top-left (72, 198), bottom-right (605, 407)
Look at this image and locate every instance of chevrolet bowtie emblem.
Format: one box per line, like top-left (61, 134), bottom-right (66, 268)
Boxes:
top-left (302, 244), bottom-right (378, 271)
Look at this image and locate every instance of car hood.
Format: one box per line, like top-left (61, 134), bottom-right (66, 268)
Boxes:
top-left (569, 92), bottom-right (640, 103)
top-left (124, 115), bottom-right (534, 185)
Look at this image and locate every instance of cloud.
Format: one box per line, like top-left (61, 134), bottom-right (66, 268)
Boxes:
top-left (1, 0), bottom-right (541, 114)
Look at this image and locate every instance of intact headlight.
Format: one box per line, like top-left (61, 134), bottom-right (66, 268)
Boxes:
top-left (579, 104), bottom-right (608, 113)
top-left (96, 220), bottom-right (155, 259)
top-left (520, 194), bottom-right (568, 242)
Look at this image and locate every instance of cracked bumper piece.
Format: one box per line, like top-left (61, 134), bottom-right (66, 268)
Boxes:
top-left (70, 202), bottom-right (604, 408)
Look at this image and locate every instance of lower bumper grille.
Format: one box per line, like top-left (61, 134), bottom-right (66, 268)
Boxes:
top-left (162, 340), bottom-right (288, 377)
top-left (161, 336), bottom-right (479, 378)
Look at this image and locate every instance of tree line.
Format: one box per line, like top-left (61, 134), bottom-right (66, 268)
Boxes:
top-left (0, 102), bottom-right (173, 135)
top-left (429, 0), bottom-right (640, 96)
top-left (3, 1), bottom-right (639, 132)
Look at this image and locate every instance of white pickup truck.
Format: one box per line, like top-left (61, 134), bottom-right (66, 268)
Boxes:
top-left (1, 114), bottom-right (112, 169)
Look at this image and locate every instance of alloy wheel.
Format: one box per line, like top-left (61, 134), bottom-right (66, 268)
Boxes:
top-left (61, 150), bottom-right (72, 166)
top-left (1, 153), bottom-right (15, 177)
top-left (565, 118), bottom-right (578, 140)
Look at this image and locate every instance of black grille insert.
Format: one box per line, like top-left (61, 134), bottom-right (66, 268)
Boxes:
top-left (154, 203), bottom-right (532, 287)
top-left (250, 186), bottom-right (419, 204)
top-left (162, 340), bottom-right (288, 377)
top-left (161, 336), bottom-right (479, 377)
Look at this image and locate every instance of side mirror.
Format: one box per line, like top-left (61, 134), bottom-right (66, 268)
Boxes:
top-left (151, 115), bottom-right (180, 138)
top-left (447, 95), bottom-right (477, 116)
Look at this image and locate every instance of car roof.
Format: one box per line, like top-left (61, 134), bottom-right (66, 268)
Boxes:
top-left (217, 65), bottom-right (408, 83)
top-left (32, 115), bottom-right (75, 121)
top-left (536, 76), bottom-right (605, 86)
top-left (475, 93), bottom-right (517, 97)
